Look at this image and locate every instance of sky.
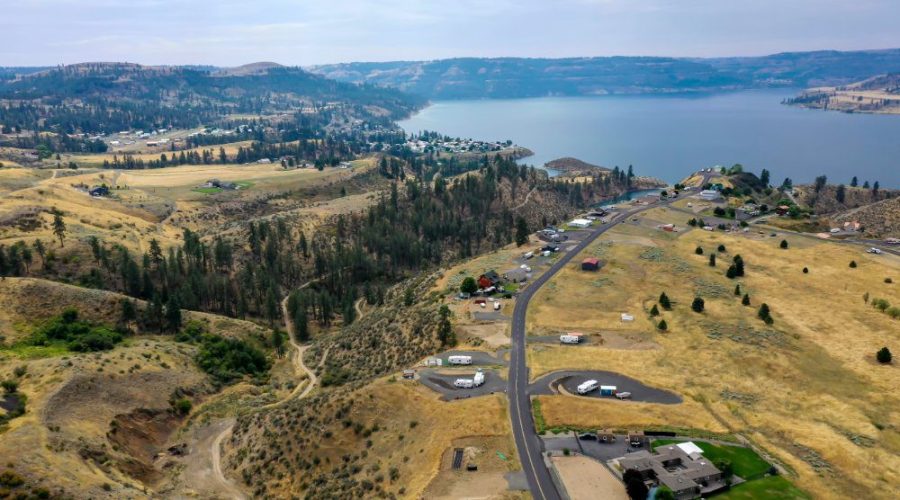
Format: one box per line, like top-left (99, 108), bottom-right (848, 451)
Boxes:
top-left (3, 0), bottom-right (900, 67)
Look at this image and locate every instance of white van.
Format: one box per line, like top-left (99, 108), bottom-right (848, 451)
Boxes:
top-left (576, 380), bottom-right (599, 394)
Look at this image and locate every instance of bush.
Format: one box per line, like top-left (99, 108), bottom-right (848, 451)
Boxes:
top-left (872, 298), bottom-right (891, 312)
top-left (886, 307), bottom-right (900, 320)
top-left (28, 310), bottom-right (124, 352)
top-left (758, 303), bottom-right (772, 324)
top-left (1, 380), bottom-right (18, 394)
top-left (780, 239), bottom-right (789, 249)
top-left (659, 292), bottom-right (672, 310)
top-left (849, 260), bottom-right (857, 268)
top-left (695, 246), bottom-right (704, 255)
top-left (886, 277), bottom-right (893, 284)
top-left (742, 294), bottom-right (751, 306)
top-left (877, 347), bottom-right (892, 364)
top-left (803, 267), bottom-right (809, 274)
top-left (172, 398), bottom-right (193, 415)
top-left (691, 297), bottom-right (705, 313)
top-left (196, 334), bottom-right (270, 384)
top-left (718, 244), bottom-right (726, 252)
top-left (649, 304), bottom-right (659, 317)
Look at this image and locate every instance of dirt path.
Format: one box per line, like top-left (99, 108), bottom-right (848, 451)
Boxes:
top-left (354, 297), bottom-right (367, 321)
top-left (204, 287), bottom-right (324, 498)
top-left (513, 187), bottom-right (537, 211)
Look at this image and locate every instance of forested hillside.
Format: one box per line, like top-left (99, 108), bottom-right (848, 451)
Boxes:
top-left (309, 49), bottom-right (900, 99)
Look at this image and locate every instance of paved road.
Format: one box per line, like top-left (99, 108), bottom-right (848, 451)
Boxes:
top-left (507, 198), bottom-right (675, 500)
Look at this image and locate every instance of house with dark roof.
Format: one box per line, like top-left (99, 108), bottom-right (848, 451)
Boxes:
top-left (615, 442), bottom-right (725, 500)
top-left (581, 257), bottom-right (601, 271)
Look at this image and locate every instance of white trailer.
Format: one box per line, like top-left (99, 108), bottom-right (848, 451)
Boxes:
top-left (448, 355), bottom-right (473, 365)
top-left (493, 301), bottom-right (501, 311)
top-left (523, 251), bottom-right (534, 259)
top-left (577, 380), bottom-right (599, 394)
top-left (560, 334), bottom-right (581, 344)
top-left (454, 379), bottom-right (474, 388)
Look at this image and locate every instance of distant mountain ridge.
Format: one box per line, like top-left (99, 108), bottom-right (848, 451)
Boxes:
top-left (308, 48), bottom-right (900, 99)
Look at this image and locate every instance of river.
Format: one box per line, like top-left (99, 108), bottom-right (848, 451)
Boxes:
top-left (398, 90), bottom-right (900, 187)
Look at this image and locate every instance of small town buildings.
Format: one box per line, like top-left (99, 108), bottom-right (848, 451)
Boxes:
top-left (581, 257), bottom-right (601, 271)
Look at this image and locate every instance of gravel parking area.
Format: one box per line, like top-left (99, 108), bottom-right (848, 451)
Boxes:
top-left (529, 370), bottom-right (682, 404)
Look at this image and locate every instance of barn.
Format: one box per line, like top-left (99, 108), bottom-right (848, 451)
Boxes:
top-left (581, 257), bottom-right (600, 271)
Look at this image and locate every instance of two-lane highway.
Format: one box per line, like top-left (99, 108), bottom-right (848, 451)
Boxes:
top-left (507, 197), bottom-right (679, 499)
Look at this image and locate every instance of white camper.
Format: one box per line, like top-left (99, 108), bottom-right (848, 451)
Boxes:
top-left (454, 379), bottom-right (474, 389)
top-left (577, 380), bottom-right (599, 395)
top-left (493, 301), bottom-right (501, 311)
top-left (448, 355), bottom-right (473, 365)
top-left (560, 334), bottom-right (581, 344)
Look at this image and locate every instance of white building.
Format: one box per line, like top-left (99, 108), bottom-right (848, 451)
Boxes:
top-left (698, 190), bottom-right (721, 201)
top-left (569, 218), bottom-right (593, 228)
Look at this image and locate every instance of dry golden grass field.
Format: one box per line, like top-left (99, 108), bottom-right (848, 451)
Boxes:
top-left (0, 159), bottom-right (376, 254)
top-left (526, 206), bottom-right (900, 499)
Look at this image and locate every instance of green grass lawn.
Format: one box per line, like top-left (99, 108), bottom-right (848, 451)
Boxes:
top-left (1, 342), bottom-right (70, 359)
top-left (651, 439), bottom-right (771, 479)
top-left (715, 475), bottom-right (809, 499)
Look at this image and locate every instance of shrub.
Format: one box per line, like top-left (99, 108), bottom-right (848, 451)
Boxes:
top-left (780, 239), bottom-right (789, 249)
top-left (1, 380), bottom-right (18, 394)
top-left (172, 398), bottom-right (193, 415)
top-left (758, 303), bottom-right (772, 323)
top-left (872, 298), bottom-right (891, 312)
top-left (886, 277), bottom-right (893, 284)
top-left (718, 244), bottom-right (726, 252)
top-left (691, 297), bottom-right (705, 313)
top-left (13, 366), bottom-right (26, 378)
top-left (657, 319), bottom-right (668, 331)
top-left (196, 334), bottom-right (269, 384)
top-left (887, 307), bottom-right (900, 320)
top-left (726, 265), bottom-right (737, 279)
top-left (876, 347), bottom-right (892, 364)
top-left (803, 267), bottom-right (809, 274)
top-left (849, 260), bottom-right (857, 268)
top-left (695, 246), bottom-right (704, 255)
top-left (742, 294), bottom-right (751, 306)
top-left (659, 292), bottom-right (671, 310)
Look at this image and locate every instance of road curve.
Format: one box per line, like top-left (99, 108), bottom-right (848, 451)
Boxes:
top-left (508, 197), bottom-right (677, 500)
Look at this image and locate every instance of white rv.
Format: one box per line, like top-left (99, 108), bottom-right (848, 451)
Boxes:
top-left (560, 334), bottom-right (581, 344)
top-left (448, 355), bottom-right (473, 365)
top-left (493, 302), bottom-right (501, 311)
top-left (576, 380), bottom-right (599, 395)
top-left (454, 379), bottom-right (474, 389)
top-left (473, 369), bottom-right (485, 387)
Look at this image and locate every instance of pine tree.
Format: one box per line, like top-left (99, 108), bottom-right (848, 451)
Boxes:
top-left (695, 246), bottom-right (704, 255)
top-left (52, 212), bottom-right (66, 247)
top-left (691, 297), bottom-right (705, 313)
top-left (165, 294), bottom-right (182, 332)
top-left (780, 239), bottom-right (788, 249)
top-left (649, 304), bottom-right (659, 317)
top-left (659, 292), bottom-right (671, 310)
top-left (734, 284), bottom-right (741, 296)
top-left (515, 216), bottom-right (529, 247)
top-left (657, 319), bottom-right (668, 331)
top-left (742, 293), bottom-right (750, 306)
top-left (709, 254), bottom-right (716, 266)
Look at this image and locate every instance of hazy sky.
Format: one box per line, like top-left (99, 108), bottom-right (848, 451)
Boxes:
top-left (3, 0), bottom-right (899, 66)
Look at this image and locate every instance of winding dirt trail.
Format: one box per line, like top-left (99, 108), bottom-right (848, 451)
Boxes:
top-left (205, 289), bottom-right (324, 498)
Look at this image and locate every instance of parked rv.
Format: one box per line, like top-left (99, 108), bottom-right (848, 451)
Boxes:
top-left (615, 391), bottom-right (632, 400)
top-left (448, 355), bottom-right (473, 365)
top-left (454, 379), bottom-right (474, 389)
top-left (577, 380), bottom-right (599, 395)
top-left (560, 334), bottom-right (581, 344)
top-left (493, 302), bottom-right (501, 311)
top-left (473, 369), bottom-right (485, 387)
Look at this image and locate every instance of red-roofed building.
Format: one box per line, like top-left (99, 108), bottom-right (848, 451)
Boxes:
top-left (581, 257), bottom-right (600, 271)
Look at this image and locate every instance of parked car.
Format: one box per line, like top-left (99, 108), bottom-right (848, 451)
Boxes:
top-left (615, 392), bottom-right (632, 400)
top-left (577, 433), bottom-right (597, 441)
top-left (867, 248), bottom-right (883, 254)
